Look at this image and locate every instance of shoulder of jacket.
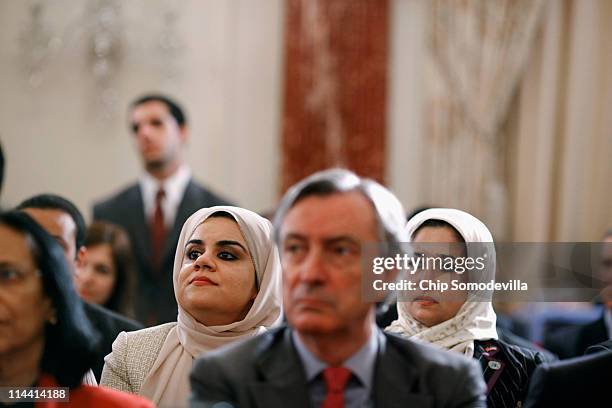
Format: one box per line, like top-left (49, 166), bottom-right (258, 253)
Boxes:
top-left (94, 183), bottom-right (140, 209)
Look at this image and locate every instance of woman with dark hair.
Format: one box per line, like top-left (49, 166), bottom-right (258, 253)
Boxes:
top-left (0, 211), bottom-right (152, 407)
top-left (75, 221), bottom-right (136, 318)
top-left (386, 208), bottom-right (547, 408)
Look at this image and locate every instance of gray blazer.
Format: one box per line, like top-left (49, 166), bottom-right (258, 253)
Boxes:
top-left (190, 326), bottom-right (487, 408)
top-left (93, 179), bottom-right (232, 324)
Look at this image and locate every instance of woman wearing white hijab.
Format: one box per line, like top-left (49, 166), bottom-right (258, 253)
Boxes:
top-left (101, 206), bottom-right (282, 407)
top-left (386, 208), bottom-right (546, 408)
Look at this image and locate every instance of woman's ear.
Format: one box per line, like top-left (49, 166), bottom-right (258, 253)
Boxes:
top-left (44, 297), bottom-right (57, 325)
top-left (75, 246), bottom-right (87, 268)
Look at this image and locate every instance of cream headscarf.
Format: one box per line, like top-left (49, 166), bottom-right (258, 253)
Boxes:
top-left (140, 206), bottom-right (283, 407)
top-left (385, 208), bottom-right (498, 357)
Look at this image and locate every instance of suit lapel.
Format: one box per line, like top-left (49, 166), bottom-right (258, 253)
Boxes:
top-left (248, 328), bottom-right (311, 408)
top-left (161, 179), bottom-right (198, 263)
top-left (584, 315), bottom-right (608, 347)
top-left (374, 331), bottom-right (434, 408)
top-left (126, 186), bottom-right (151, 270)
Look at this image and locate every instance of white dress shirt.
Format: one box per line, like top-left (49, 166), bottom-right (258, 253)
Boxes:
top-left (139, 165), bottom-right (191, 228)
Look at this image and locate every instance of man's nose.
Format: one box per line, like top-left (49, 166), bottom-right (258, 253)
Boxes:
top-left (298, 248), bottom-right (327, 283)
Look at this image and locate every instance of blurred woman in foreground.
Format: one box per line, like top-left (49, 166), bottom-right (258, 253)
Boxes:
top-left (0, 211), bottom-right (152, 407)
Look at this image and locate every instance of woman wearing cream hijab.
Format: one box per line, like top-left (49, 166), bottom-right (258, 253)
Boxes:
top-left (386, 208), bottom-right (545, 408)
top-left (101, 206), bottom-right (282, 407)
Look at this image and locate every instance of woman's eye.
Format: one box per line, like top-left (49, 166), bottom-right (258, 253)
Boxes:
top-left (0, 268), bottom-right (19, 282)
top-left (218, 251), bottom-right (237, 261)
top-left (94, 265), bottom-right (111, 275)
top-left (187, 250), bottom-right (202, 260)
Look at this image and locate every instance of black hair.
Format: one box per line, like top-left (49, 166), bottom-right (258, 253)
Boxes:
top-left (209, 210), bottom-right (236, 221)
top-left (412, 219), bottom-right (465, 243)
top-left (0, 211), bottom-right (99, 388)
top-left (16, 194), bottom-right (86, 253)
top-left (131, 94), bottom-right (187, 127)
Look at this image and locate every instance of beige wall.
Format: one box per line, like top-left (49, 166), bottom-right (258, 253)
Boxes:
top-left (0, 0), bottom-right (284, 217)
top-left (1, 0), bottom-right (609, 241)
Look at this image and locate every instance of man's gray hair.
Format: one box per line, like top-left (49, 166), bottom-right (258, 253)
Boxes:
top-left (273, 168), bottom-right (408, 246)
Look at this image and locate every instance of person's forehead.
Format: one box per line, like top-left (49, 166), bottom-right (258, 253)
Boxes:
top-left (0, 224), bottom-right (32, 263)
top-left (22, 208), bottom-right (76, 238)
top-left (413, 226), bottom-right (461, 243)
top-left (190, 217), bottom-right (247, 245)
top-left (131, 100), bottom-right (171, 120)
top-left (281, 191), bottom-right (378, 239)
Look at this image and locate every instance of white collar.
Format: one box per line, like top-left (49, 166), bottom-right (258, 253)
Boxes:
top-left (139, 165), bottom-right (191, 226)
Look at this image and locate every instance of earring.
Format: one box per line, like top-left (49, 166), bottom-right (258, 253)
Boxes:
top-left (48, 312), bottom-right (57, 325)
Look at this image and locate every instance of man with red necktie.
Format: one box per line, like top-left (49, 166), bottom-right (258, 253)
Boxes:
top-left (93, 94), bottom-right (232, 325)
top-left (190, 169), bottom-right (486, 408)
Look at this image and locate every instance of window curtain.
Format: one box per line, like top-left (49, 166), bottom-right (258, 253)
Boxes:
top-left (280, 0), bottom-right (389, 194)
top-left (422, 0), bottom-right (545, 238)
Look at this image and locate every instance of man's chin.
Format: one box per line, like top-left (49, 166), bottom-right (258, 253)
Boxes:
top-left (144, 158), bottom-right (167, 171)
top-left (289, 312), bottom-right (339, 334)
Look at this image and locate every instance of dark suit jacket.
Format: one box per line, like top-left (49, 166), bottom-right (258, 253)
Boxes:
top-left (586, 338), bottom-right (612, 354)
top-left (496, 326), bottom-right (558, 362)
top-left (84, 302), bottom-right (143, 382)
top-left (473, 339), bottom-right (548, 408)
top-left (524, 349), bottom-right (612, 408)
top-left (93, 179), bottom-right (231, 324)
top-left (543, 314), bottom-right (608, 359)
top-left (190, 326), bottom-right (487, 408)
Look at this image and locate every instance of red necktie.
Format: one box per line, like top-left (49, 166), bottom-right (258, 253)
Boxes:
top-left (151, 188), bottom-right (166, 271)
top-left (322, 367), bottom-right (352, 408)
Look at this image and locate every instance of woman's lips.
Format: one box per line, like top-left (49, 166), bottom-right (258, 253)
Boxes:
top-left (78, 288), bottom-right (94, 299)
top-left (190, 276), bottom-right (217, 286)
top-left (413, 295), bottom-right (439, 306)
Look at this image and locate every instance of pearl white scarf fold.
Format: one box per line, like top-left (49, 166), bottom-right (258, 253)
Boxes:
top-left (386, 208), bottom-right (498, 357)
top-left (140, 206), bottom-right (283, 407)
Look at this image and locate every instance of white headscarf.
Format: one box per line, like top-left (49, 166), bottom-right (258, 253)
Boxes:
top-left (140, 206), bottom-right (282, 407)
top-left (385, 208), bottom-right (498, 357)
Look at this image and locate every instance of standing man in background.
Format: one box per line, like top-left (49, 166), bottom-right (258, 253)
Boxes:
top-left (93, 94), bottom-right (231, 325)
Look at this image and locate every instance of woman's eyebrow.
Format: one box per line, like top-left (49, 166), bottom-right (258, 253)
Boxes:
top-left (216, 240), bottom-right (248, 253)
top-left (185, 239), bottom-right (203, 248)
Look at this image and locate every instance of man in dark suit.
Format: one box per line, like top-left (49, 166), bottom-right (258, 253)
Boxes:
top-left (93, 94), bottom-right (231, 324)
top-left (190, 169), bottom-right (486, 408)
top-left (544, 231), bottom-right (612, 358)
top-left (524, 349), bottom-right (612, 407)
top-left (586, 338), bottom-right (612, 354)
top-left (17, 194), bottom-right (143, 382)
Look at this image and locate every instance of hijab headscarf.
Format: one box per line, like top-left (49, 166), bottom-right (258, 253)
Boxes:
top-left (140, 206), bottom-right (282, 406)
top-left (386, 208), bottom-right (498, 357)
